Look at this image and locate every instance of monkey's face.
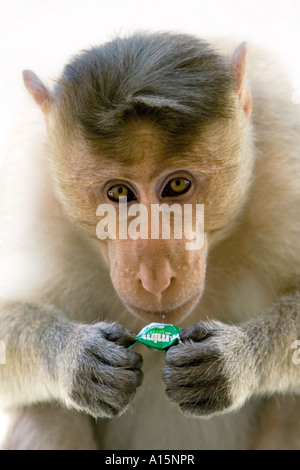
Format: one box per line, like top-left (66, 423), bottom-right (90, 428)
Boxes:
top-left (96, 157), bottom-right (209, 325)
top-left (49, 115), bottom-right (252, 324)
top-left (23, 33), bottom-right (253, 324)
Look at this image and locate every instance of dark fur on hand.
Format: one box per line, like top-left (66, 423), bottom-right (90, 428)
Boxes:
top-left (58, 322), bottom-right (143, 418)
top-left (163, 321), bottom-right (256, 417)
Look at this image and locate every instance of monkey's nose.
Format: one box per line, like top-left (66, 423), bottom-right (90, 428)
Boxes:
top-left (138, 262), bottom-right (174, 298)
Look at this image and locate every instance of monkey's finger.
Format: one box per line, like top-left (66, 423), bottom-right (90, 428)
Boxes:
top-left (86, 342), bottom-right (143, 369)
top-left (179, 395), bottom-right (231, 417)
top-left (91, 366), bottom-right (144, 392)
top-left (115, 335), bottom-right (137, 348)
top-left (165, 342), bottom-right (220, 367)
top-left (180, 321), bottom-right (219, 342)
top-left (165, 379), bottom-right (222, 403)
top-left (100, 322), bottom-right (136, 345)
top-left (74, 360), bottom-right (143, 395)
top-left (165, 378), bottom-right (231, 414)
top-left (71, 379), bottom-right (138, 418)
top-left (162, 363), bottom-right (224, 386)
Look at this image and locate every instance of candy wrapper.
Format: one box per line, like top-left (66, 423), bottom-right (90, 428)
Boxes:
top-left (130, 322), bottom-right (181, 350)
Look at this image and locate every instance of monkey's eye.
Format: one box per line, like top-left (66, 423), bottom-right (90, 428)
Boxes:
top-left (107, 184), bottom-right (137, 203)
top-left (161, 178), bottom-right (191, 198)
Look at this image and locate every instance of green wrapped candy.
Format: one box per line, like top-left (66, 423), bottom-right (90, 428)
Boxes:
top-left (131, 322), bottom-right (181, 350)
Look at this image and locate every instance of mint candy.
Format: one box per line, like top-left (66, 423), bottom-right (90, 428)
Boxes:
top-left (132, 322), bottom-right (181, 350)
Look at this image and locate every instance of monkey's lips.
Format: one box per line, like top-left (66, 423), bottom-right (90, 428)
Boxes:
top-left (125, 293), bottom-right (201, 324)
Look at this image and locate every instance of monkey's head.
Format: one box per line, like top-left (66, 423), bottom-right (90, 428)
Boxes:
top-left (23, 33), bottom-right (253, 325)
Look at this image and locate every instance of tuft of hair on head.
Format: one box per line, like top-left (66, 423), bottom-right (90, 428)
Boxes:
top-left (54, 32), bottom-right (237, 141)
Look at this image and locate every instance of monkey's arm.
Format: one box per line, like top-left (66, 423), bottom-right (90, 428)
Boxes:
top-left (163, 291), bottom-right (300, 417)
top-left (0, 302), bottom-right (143, 417)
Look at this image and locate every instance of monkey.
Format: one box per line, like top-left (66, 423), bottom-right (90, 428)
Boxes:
top-left (0, 31), bottom-right (300, 450)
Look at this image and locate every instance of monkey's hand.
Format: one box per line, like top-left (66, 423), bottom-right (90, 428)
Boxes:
top-left (162, 321), bottom-right (257, 418)
top-left (58, 322), bottom-right (143, 419)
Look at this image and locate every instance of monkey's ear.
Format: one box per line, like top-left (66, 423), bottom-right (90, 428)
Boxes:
top-left (22, 70), bottom-right (51, 114)
top-left (231, 42), bottom-right (252, 116)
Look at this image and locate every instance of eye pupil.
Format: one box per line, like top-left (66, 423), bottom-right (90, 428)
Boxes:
top-left (107, 184), bottom-right (136, 203)
top-left (161, 177), bottom-right (191, 198)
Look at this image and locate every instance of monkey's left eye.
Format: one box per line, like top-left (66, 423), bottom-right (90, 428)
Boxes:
top-left (161, 178), bottom-right (191, 198)
top-left (107, 184), bottom-right (137, 203)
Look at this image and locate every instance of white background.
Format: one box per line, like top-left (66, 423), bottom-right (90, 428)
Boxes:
top-left (0, 0), bottom-right (300, 440)
top-left (1, 0), bottom-right (300, 171)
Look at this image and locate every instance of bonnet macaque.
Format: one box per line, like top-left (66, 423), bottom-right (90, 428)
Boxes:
top-left (0, 32), bottom-right (300, 450)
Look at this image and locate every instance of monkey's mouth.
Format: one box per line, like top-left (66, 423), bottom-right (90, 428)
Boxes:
top-left (125, 293), bottom-right (201, 324)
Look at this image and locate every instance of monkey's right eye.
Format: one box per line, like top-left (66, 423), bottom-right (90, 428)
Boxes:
top-left (107, 184), bottom-right (137, 203)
